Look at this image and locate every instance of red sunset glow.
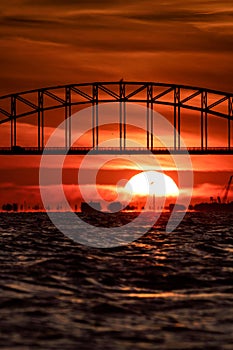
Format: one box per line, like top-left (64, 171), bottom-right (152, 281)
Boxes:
top-left (0, 0), bottom-right (232, 210)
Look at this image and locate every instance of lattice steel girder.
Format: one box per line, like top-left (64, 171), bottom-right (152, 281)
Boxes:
top-left (92, 84), bottom-right (98, 101)
top-left (119, 82), bottom-right (126, 99)
top-left (125, 84), bottom-right (147, 99)
top-left (0, 82), bottom-right (232, 126)
top-left (180, 90), bottom-right (201, 104)
top-left (43, 90), bottom-right (66, 105)
top-left (16, 95), bottom-right (38, 111)
top-left (0, 107), bottom-right (10, 118)
top-left (98, 84), bottom-right (119, 100)
top-left (70, 86), bottom-right (93, 101)
top-left (153, 87), bottom-right (174, 101)
top-left (229, 97), bottom-right (233, 117)
top-left (207, 96), bottom-right (228, 110)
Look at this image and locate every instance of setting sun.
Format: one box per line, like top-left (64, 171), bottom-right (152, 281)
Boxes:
top-left (125, 171), bottom-right (179, 198)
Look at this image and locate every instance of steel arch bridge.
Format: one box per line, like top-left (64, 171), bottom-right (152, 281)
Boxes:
top-left (0, 81), bottom-right (232, 155)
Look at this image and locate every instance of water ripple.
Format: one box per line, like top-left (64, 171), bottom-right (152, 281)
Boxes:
top-left (0, 212), bottom-right (232, 349)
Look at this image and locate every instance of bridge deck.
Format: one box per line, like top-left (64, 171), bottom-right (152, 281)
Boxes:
top-left (0, 147), bottom-right (233, 155)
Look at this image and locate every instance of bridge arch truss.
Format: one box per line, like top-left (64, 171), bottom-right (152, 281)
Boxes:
top-left (0, 82), bottom-right (232, 155)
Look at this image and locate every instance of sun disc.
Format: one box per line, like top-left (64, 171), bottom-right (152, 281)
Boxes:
top-left (125, 171), bottom-right (179, 197)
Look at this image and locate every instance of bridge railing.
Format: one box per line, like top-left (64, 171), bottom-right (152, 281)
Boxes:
top-left (0, 146), bottom-right (233, 155)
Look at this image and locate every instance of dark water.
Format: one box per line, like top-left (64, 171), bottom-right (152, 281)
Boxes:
top-left (0, 212), bottom-right (232, 350)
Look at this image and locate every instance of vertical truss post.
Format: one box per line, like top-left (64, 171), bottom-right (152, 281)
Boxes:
top-left (92, 84), bottom-right (99, 149)
top-left (92, 98), bottom-right (95, 149)
top-left (38, 91), bottom-right (44, 150)
top-left (146, 104), bottom-right (150, 149)
top-left (147, 84), bottom-right (153, 150)
top-left (177, 88), bottom-right (181, 149)
top-left (38, 99), bottom-right (40, 151)
top-left (95, 85), bottom-right (99, 148)
top-left (174, 87), bottom-right (181, 150)
top-left (65, 93), bottom-right (68, 149)
top-left (96, 88), bottom-right (99, 149)
top-left (120, 82), bottom-right (125, 150)
top-left (119, 102), bottom-right (122, 150)
top-left (151, 102), bottom-right (154, 150)
top-left (204, 91), bottom-right (208, 150)
top-left (150, 85), bottom-right (153, 150)
top-left (65, 87), bottom-right (71, 148)
top-left (11, 95), bottom-right (16, 148)
top-left (173, 88), bottom-right (177, 150)
top-left (201, 91), bottom-right (208, 150)
top-left (229, 97), bottom-right (233, 149)
top-left (201, 91), bottom-right (204, 150)
top-left (123, 101), bottom-right (126, 149)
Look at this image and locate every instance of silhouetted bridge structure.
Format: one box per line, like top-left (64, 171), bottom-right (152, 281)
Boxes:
top-left (0, 82), bottom-right (232, 155)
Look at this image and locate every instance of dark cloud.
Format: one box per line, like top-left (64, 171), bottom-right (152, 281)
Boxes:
top-left (0, 0), bottom-right (232, 94)
top-left (0, 15), bottom-right (59, 26)
top-left (124, 10), bottom-right (233, 24)
top-left (1, 11), bottom-right (232, 55)
top-left (23, 0), bottom-right (134, 9)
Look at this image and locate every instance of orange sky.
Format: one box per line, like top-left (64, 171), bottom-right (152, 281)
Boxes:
top-left (0, 0), bottom-right (232, 93)
top-left (0, 0), bottom-right (232, 208)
